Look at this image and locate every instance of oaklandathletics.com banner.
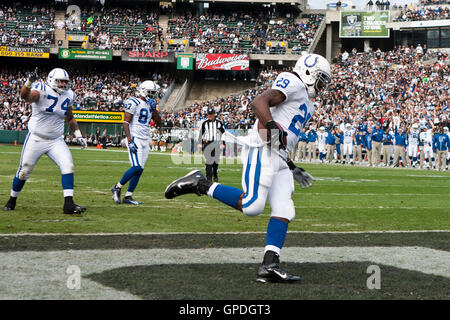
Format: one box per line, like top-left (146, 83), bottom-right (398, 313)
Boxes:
top-left (196, 54), bottom-right (249, 70)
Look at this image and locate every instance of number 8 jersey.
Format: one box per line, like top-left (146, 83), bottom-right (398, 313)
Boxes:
top-left (124, 96), bottom-right (155, 140)
top-left (28, 81), bottom-right (76, 140)
top-left (269, 72), bottom-right (315, 152)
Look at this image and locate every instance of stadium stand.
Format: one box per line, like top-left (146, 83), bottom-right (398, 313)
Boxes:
top-left (65, 5), bottom-right (161, 50)
top-left (0, 3), bottom-right (55, 47)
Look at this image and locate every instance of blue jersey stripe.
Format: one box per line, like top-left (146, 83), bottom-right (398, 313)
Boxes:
top-left (242, 147), bottom-right (262, 209)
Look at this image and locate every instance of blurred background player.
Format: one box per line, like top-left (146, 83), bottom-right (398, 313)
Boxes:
top-left (3, 68), bottom-right (87, 214)
top-left (198, 107), bottom-right (225, 182)
top-left (317, 126), bottom-right (327, 163)
top-left (342, 123), bottom-right (354, 165)
top-left (111, 80), bottom-right (161, 205)
top-left (165, 53), bottom-right (331, 283)
top-left (407, 123), bottom-right (420, 168)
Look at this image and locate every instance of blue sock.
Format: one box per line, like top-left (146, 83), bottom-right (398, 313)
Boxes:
top-left (127, 169), bottom-right (143, 192)
top-left (12, 176), bottom-right (26, 192)
top-left (413, 157), bottom-right (417, 163)
top-left (265, 218), bottom-right (288, 252)
top-left (61, 173), bottom-right (74, 190)
top-left (211, 184), bottom-right (243, 209)
top-left (120, 166), bottom-right (141, 186)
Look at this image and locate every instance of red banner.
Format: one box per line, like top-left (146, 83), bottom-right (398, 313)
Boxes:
top-left (196, 53), bottom-right (249, 70)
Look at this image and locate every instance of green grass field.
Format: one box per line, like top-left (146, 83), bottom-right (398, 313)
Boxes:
top-left (0, 143), bottom-right (449, 300)
top-left (0, 144), bottom-right (449, 234)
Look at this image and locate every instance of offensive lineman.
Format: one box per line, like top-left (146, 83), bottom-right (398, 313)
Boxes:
top-left (165, 54), bottom-right (331, 283)
top-left (3, 68), bottom-right (87, 214)
top-left (111, 80), bottom-right (161, 205)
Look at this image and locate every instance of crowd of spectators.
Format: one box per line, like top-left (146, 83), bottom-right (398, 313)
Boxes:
top-left (66, 5), bottom-right (161, 51)
top-left (0, 3), bottom-right (55, 47)
top-left (394, 3), bottom-right (450, 21)
top-left (166, 10), bottom-right (322, 54)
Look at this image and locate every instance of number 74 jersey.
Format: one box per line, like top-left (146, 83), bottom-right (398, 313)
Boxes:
top-left (28, 81), bottom-right (76, 140)
top-left (270, 72), bottom-right (315, 152)
top-left (124, 96), bottom-right (155, 141)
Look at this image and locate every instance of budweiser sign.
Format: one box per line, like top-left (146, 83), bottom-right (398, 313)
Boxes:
top-left (196, 53), bottom-right (249, 70)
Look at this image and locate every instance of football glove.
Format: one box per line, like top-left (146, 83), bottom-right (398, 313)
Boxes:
top-left (74, 130), bottom-right (87, 150)
top-left (128, 137), bottom-right (138, 154)
top-left (25, 67), bottom-right (39, 88)
top-left (146, 98), bottom-right (157, 112)
top-left (287, 160), bottom-right (314, 189)
top-left (266, 120), bottom-right (288, 150)
top-left (77, 137), bottom-right (87, 149)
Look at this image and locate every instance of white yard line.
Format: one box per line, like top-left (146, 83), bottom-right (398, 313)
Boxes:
top-left (0, 230), bottom-right (448, 237)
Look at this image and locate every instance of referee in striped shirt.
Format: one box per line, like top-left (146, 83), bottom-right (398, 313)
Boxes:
top-left (198, 107), bottom-right (225, 182)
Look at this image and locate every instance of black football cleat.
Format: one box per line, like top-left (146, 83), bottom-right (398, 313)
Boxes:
top-left (165, 170), bottom-right (211, 199)
top-left (256, 251), bottom-right (301, 283)
top-left (111, 184), bottom-right (121, 204)
top-left (63, 202), bottom-right (86, 215)
top-left (3, 197), bottom-right (16, 211)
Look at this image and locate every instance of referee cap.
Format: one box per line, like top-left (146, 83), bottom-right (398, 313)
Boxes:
top-left (207, 107), bottom-right (216, 114)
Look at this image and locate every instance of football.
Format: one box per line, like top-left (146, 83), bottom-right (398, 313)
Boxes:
top-left (257, 120), bottom-right (287, 146)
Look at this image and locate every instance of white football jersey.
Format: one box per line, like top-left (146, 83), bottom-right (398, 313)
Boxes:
top-left (420, 130), bottom-right (433, 145)
top-left (124, 96), bottom-right (155, 140)
top-left (343, 128), bottom-right (355, 144)
top-left (27, 81), bottom-right (75, 140)
top-left (253, 72), bottom-right (315, 152)
top-left (317, 131), bottom-right (327, 146)
top-left (408, 130), bottom-right (420, 145)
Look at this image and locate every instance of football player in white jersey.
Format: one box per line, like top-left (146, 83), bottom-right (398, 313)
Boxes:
top-left (407, 123), bottom-right (420, 167)
top-left (342, 123), bottom-right (355, 164)
top-left (420, 124), bottom-right (434, 169)
top-left (317, 126), bottom-right (327, 163)
top-left (3, 68), bottom-right (87, 214)
top-left (165, 54), bottom-right (331, 283)
top-left (111, 80), bottom-right (161, 205)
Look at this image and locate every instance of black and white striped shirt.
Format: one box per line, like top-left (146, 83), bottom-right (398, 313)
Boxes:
top-left (200, 119), bottom-right (225, 143)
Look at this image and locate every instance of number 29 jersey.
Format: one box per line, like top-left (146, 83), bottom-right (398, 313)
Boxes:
top-left (268, 72), bottom-right (315, 152)
top-left (28, 81), bottom-right (76, 140)
top-left (124, 96), bottom-right (155, 140)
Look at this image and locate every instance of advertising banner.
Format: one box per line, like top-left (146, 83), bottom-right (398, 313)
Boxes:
top-left (340, 11), bottom-right (390, 38)
top-left (177, 53), bottom-right (194, 70)
top-left (0, 46), bottom-right (50, 58)
top-left (59, 48), bottom-right (112, 60)
top-left (196, 54), bottom-right (249, 70)
top-left (72, 111), bottom-right (124, 123)
top-left (121, 51), bottom-right (175, 63)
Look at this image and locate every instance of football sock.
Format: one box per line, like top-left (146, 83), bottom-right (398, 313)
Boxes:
top-left (207, 183), bottom-right (243, 209)
top-left (125, 191), bottom-right (133, 198)
top-left (264, 217), bottom-right (288, 257)
top-left (116, 182), bottom-right (123, 188)
top-left (127, 169), bottom-right (143, 193)
top-left (11, 176), bottom-right (26, 197)
top-left (62, 174), bottom-right (74, 197)
top-left (119, 166), bottom-right (142, 186)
